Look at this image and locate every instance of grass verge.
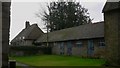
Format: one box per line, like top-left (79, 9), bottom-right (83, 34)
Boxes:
top-left (10, 55), bottom-right (106, 66)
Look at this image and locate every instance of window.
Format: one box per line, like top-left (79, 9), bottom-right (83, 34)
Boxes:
top-left (76, 41), bottom-right (82, 47)
top-left (23, 36), bottom-right (25, 39)
top-left (99, 39), bottom-right (105, 47)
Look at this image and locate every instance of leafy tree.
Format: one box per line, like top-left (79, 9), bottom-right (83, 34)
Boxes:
top-left (37, 1), bottom-right (92, 32)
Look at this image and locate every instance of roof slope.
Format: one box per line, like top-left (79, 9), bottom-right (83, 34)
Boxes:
top-left (36, 22), bottom-right (104, 43)
top-left (102, 1), bottom-right (120, 12)
top-left (11, 24), bottom-right (43, 42)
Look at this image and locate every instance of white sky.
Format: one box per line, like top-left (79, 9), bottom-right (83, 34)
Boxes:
top-left (10, 0), bottom-right (107, 41)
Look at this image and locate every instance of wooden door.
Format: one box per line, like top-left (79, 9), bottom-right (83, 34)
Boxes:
top-left (60, 42), bottom-right (64, 55)
top-left (87, 40), bottom-right (94, 57)
top-left (67, 41), bottom-right (72, 56)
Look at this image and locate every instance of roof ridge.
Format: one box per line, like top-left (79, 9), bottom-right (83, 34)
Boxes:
top-left (36, 22), bottom-right (104, 42)
top-left (48, 22), bottom-right (104, 33)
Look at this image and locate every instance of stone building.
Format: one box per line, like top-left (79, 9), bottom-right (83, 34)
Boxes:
top-left (11, 21), bottom-right (44, 46)
top-left (11, 21), bottom-right (105, 58)
top-left (102, 1), bottom-right (120, 66)
top-left (36, 22), bottom-right (105, 58)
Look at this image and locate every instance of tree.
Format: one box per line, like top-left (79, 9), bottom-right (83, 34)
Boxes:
top-left (37, 1), bottom-right (92, 32)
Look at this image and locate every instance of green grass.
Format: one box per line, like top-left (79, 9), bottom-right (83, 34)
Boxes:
top-left (10, 55), bottom-right (106, 66)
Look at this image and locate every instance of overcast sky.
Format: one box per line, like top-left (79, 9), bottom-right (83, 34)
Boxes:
top-left (10, 0), bottom-right (107, 41)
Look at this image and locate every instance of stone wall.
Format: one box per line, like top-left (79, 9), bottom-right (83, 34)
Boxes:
top-left (0, 2), bottom-right (11, 68)
top-left (104, 10), bottom-right (120, 66)
top-left (24, 40), bottom-right (34, 46)
top-left (0, 1), bottom-right (2, 67)
top-left (51, 38), bottom-right (105, 58)
top-left (103, 2), bottom-right (120, 66)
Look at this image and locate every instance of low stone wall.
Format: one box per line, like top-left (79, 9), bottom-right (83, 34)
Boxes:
top-left (9, 46), bottom-right (52, 56)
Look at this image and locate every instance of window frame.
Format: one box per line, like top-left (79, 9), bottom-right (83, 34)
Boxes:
top-left (75, 40), bottom-right (83, 47)
top-left (99, 39), bottom-right (105, 47)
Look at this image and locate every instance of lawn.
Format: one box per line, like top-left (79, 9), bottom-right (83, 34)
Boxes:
top-left (10, 55), bottom-right (106, 66)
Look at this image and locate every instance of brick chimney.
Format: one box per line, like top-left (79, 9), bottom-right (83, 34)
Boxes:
top-left (25, 21), bottom-right (30, 28)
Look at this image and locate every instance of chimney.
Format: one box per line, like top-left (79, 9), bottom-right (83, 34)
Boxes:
top-left (25, 21), bottom-right (30, 28)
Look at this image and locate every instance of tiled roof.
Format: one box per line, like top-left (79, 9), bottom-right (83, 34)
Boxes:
top-left (36, 22), bottom-right (104, 43)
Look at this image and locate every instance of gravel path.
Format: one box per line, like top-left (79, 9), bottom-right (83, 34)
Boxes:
top-left (9, 60), bottom-right (35, 68)
top-left (16, 62), bottom-right (29, 66)
top-left (16, 62), bottom-right (35, 68)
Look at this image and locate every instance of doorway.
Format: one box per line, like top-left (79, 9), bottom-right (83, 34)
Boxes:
top-left (87, 40), bottom-right (94, 57)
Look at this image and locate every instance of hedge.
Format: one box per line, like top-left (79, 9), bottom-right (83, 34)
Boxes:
top-left (9, 46), bottom-right (52, 56)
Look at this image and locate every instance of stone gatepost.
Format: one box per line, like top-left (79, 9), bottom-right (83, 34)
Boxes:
top-left (0, 0), bottom-right (11, 68)
top-left (103, 1), bottom-right (120, 66)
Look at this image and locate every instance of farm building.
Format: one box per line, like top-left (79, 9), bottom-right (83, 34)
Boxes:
top-left (36, 22), bottom-right (105, 58)
top-left (10, 21), bottom-right (44, 46)
top-left (11, 21), bottom-right (105, 58)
